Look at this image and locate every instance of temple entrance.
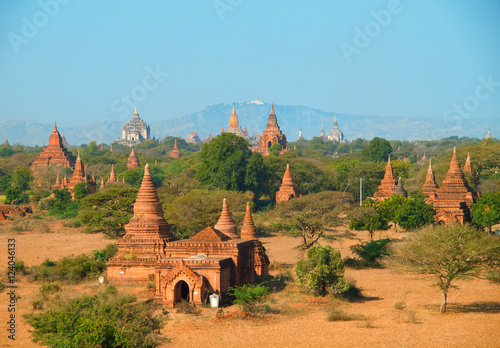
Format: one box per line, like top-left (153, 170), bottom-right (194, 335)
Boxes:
top-left (268, 141), bottom-right (272, 148)
top-left (174, 280), bottom-right (190, 304)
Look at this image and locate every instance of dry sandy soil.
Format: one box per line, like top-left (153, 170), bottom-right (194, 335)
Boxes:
top-left (0, 218), bottom-right (499, 348)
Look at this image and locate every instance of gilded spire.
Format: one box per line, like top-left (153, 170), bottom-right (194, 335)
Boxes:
top-left (134, 105), bottom-right (138, 114)
top-left (214, 198), bottom-right (239, 239)
top-left (229, 103), bottom-right (240, 128)
top-left (241, 202), bottom-right (258, 240)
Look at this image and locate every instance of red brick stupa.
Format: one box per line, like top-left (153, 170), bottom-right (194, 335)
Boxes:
top-left (31, 121), bottom-right (76, 170)
top-left (108, 164), bottom-right (117, 183)
top-left (428, 148), bottom-right (475, 224)
top-left (107, 164), bottom-right (176, 284)
top-left (421, 159), bottom-right (438, 200)
top-left (127, 147), bottom-right (140, 169)
top-left (169, 138), bottom-right (181, 159)
top-left (373, 155), bottom-right (397, 201)
top-left (214, 198), bottom-right (239, 239)
top-left (276, 164), bottom-right (301, 204)
top-left (240, 202), bottom-right (258, 240)
top-left (257, 103), bottom-right (287, 156)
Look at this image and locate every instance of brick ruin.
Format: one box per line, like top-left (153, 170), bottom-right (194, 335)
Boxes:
top-left (107, 164), bottom-right (269, 307)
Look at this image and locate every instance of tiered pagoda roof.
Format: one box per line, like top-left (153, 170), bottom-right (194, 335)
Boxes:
top-left (373, 155), bottom-right (397, 201)
top-left (276, 164), bottom-right (301, 204)
top-left (31, 121), bottom-right (76, 170)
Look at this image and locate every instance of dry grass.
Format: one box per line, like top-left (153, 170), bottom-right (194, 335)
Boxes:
top-left (1, 221), bottom-right (500, 347)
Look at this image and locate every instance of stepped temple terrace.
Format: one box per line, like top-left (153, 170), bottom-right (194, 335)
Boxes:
top-left (107, 164), bottom-right (269, 307)
top-left (31, 121), bottom-right (76, 170)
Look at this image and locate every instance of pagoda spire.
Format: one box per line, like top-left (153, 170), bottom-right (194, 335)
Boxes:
top-left (229, 103), bottom-right (240, 128)
top-left (108, 164), bottom-right (117, 183)
top-left (276, 164), bottom-right (301, 204)
top-left (134, 105), bottom-right (138, 114)
top-left (241, 202), bottom-right (258, 240)
top-left (214, 198), bottom-right (239, 239)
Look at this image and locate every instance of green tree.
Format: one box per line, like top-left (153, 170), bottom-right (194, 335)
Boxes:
top-left (350, 238), bottom-right (391, 266)
top-left (244, 152), bottom-right (268, 200)
top-left (362, 137), bottom-right (392, 162)
top-left (0, 145), bottom-right (15, 157)
top-left (349, 205), bottom-right (390, 240)
top-left (378, 193), bottom-right (435, 231)
top-left (294, 245), bottom-right (347, 297)
top-left (471, 192), bottom-right (500, 233)
top-left (12, 166), bottom-right (33, 191)
top-left (5, 185), bottom-right (29, 204)
top-left (79, 186), bottom-right (138, 238)
top-left (388, 224), bottom-right (500, 313)
top-left (196, 133), bottom-right (252, 191)
top-left (73, 182), bottom-right (90, 201)
top-left (268, 143), bottom-right (282, 157)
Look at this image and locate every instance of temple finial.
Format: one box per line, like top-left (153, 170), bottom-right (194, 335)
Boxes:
top-left (54, 121), bottom-right (57, 130)
top-left (134, 105), bottom-right (137, 114)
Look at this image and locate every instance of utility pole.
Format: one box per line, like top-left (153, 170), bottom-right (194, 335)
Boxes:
top-left (360, 177), bottom-right (362, 206)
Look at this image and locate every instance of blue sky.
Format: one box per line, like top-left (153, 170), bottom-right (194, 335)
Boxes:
top-left (0, 0), bottom-right (499, 129)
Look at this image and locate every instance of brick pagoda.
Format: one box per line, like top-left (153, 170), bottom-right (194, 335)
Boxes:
top-left (31, 121), bottom-right (76, 170)
top-left (52, 151), bottom-right (96, 198)
top-left (107, 165), bottom-right (270, 307)
top-left (169, 138), bottom-right (181, 159)
top-left (127, 147), bottom-right (140, 169)
top-left (257, 103), bottom-right (287, 156)
top-left (107, 164), bottom-right (176, 284)
top-left (421, 159), bottom-right (438, 200)
top-left (107, 164), bottom-right (117, 183)
top-left (276, 164), bottom-right (301, 204)
top-left (214, 198), bottom-right (239, 239)
top-left (427, 148), bottom-right (476, 224)
top-left (373, 155), bottom-right (397, 201)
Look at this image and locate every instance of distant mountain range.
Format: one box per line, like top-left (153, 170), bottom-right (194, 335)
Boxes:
top-left (0, 101), bottom-right (496, 146)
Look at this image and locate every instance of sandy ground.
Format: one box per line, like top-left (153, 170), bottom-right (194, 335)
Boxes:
top-left (0, 219), bottom-right (499, 348)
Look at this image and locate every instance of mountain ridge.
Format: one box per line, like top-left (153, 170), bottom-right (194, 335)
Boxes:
top-left (0, 102), bottom-right (495, 146)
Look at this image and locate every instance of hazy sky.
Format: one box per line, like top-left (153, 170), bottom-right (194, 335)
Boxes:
top-left (1, 0), bottom-right (499, 129)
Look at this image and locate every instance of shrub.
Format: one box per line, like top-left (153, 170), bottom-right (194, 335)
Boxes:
top-left (350, 238), bottom-right (391, 266)
top-left (63, 219), bottom-right (82, 228)
top-left (175, 300), bottom-right (201, 315)
top-left (327, 308), bottom-right (358, 321)
top-left (24, 287), bottom-right (166, 348)
top-left (228, 283), bottom-right (270, 314)
top-left (0, 281), bottom-right (5, 292)
top-left (294, 245), bottom-right (347, 297)
top-left (32, 300), bottom-right (44, 310)
top-left (29, 255), bottom-right (106, 283)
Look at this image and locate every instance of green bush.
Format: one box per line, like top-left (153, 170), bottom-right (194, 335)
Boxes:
top-left (228, 283), bottom-right (270, 314)
top-left (24, 287), bottom-right (166, 348)
top-left (350, 238), bottom-right (391, 266)
top-left (294, 245), bottom-right (347, 297)
top-left (29, 255), bottom-right (106, 283)
top-left (92, 244), bottom-right (118, 263)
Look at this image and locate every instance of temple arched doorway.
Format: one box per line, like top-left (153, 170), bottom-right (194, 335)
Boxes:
top-left (268, 141), bottom-right (272, 148)
top-left (174, 280), bottom-right (190, 304)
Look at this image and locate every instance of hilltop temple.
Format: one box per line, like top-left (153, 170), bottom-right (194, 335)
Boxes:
top-left (373, 155), bottom-right (398, 201)
top-left (276, 164), bottom-right (301, 204)
top-left (31, 122), bottom-right (76, 170)
top-left (257, 104), bottom-right (287, 156)
top-left (107, 165), bottom-right (269, 307)
top-left (326, 115), bottom-right (345, 143)
top-left (117, 106), bottom-right (150, 146)
top-left (427, 148), bottom-right (476, 224)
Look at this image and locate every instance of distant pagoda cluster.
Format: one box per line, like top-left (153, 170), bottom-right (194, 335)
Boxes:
top-left (373, 148), bottom-right (477, 225)
top-left (116, 106), bottom-right (151, 146)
